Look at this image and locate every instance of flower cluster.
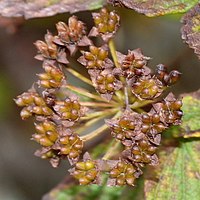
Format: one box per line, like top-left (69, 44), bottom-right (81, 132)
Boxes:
top-left (15, 8), bottom-right (182, 186)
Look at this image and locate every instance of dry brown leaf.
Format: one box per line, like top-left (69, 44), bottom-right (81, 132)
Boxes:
top-left (0, 0), bottom-right (105, 19)
top-left (181, 3), bottom-right (200, 60)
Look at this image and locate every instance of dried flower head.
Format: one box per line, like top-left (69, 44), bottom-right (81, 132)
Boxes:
top-left (15, 7), bottom-right (182, 187)
top-left (89, 8), bottom-right (120, 41)
top-left (109, 160), bottom-right (137, 186)
top-left (54, 16), bottom-right (92, 55)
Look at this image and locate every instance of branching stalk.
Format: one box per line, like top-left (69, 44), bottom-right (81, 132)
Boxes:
top-left (81, 124), bottom-right (108, 141)
top-left (66, 67), bottom-right (93, 86)
top-left (81, 111), bottom-right (121, 141)
top-left (124, 86), bottom-right (129, 108)
top-left (66, 84), bottom-right (107, 102)
top-left (102, 140), bottom-right (121, 160)
top-left (130, 99), bottom-right (155, 109)
top-left (77, 115), bottom-right (106, 134)
top-left (80, 101), bottom-right (117, 108)
top-left (108, 39), bottom-right (120, 68)
top-left (77, 109), bottom-right (117, 134)
top-left (81, 108), bottom-right (118, 120)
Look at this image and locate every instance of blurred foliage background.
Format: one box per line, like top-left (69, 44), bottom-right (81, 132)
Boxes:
top-left (0, 7), bottom-right (200, 200)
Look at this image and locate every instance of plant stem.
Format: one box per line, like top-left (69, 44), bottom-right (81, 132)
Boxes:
top-left (80, 101), bottom-right (116, 108)
top-left (108, 39), bottom-right (127, 106)
top-left (66, 67), bottom-right (93, 86)
top-left (124, 86), bottom-right (129, 108)
top-left (130, 99), bottom-right (155, 109)
top-left (114, 90), bottom-right (124, 103)
top-left (66, 84), bottom-right (107, 102)
top-left (102, 140), bottom-right (121, 160)
top-left (108, 39), bottom-right (120, 68)
top-left (81, 108), bottom-right (118, 120)
top-left (77, 115), bottom-right (106, 134)
top-left (81, 111), bottom-right (121, 141)
top-left (81, 124), bottom-right (108, 141)
top-left (77, 109), bottom-right (117, 134)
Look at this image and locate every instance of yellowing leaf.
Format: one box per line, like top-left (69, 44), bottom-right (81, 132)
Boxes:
top-left (181, 3), bottom-right (200, 60)
top-left (145, 89), bottom-right (200, 199)
top-left (181, 90), bottom-right (200, 131)
top-left (0, 0), bottom-right (105, 19)
top-left (109, 0), bottom-right (199, 17)
top-left (145, 140), bottom-right (200, 200)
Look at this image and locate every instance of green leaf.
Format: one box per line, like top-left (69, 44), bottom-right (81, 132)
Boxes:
top-left (181, 3), bottom-right (200, 60)
top-left (181, 90), bottom-right (200, 131)
top-left (109, 0), bottom-right (199, 17)
top-left (145, 140), bottom-right (200, 200)
top-left (43, 176), bottom-right (144, 200)
top-left (0, 0), bottom-right (106, 19)
top-left (43, 184), bottom-right (129, 200)
top-left (145, 90), bottom-right (200, 200)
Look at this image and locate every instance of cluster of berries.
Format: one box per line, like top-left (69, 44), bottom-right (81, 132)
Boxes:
top-left (15, 7), bottom-right (182, 186)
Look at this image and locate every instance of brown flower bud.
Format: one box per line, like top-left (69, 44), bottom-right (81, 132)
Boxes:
top-left (32, 121), bottom-right (58, 147)
top-left (35, 32), bottom-right (57, 60)
top-left (53, 98), bottom-right (82, 121)
top-left (109, 161), bottom-right (137, 186)
top-left (37, 62), bottom-right (64, 88)
top-left (132, 77), bottom-right (163, 100)
top-left (71, 159), bottom-right (98, 185)
top-left (91, 8), bottom-right (120, 41)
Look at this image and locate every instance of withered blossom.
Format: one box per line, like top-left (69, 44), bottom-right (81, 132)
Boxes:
top-left (89, 8), bottom-right (120, 41)
top-left (15, 7), bottom-right (183, 187)
top-left (54, 16), bottom-right (92, 55)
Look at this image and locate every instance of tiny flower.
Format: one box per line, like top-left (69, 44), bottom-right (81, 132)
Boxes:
top-left (54, 16), bottom-right (92, 55)
top-left (132, 76), bottom-right (164, 100)
top-left (90, 8), bottom-right (120, 41)
top-left (32, 120), bottom-right (58, 147)
top-left (70, 153), bottom-right (99, 185)
top-left (34, 31), bottom-right (68, 64)
top-left (37, 61), bottom-right (65, 89)
top-left (58, 131), bottom-right (83, 164)
top-left (78, 45), bottom-right (113, 70)
top-left (109, 160), bottom-right (137, 186)
top-left (53, 97), bottom-right (83, 122)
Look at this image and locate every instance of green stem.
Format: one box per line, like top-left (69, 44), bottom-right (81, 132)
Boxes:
top-left (81, 111), bottom-right (121, 141)
top-left (81, 108), bottom-right (118, 120)
top-left (108, 39), bottom-right (120, 68)
top-left (66, 84), bottom-right (108, 102)
top-left (77, 115), bottom-right (106, 134)
top-left (66, 67), bottom-right (93, 86)
top-left (102, 140), bottom-right (121, 160)
top-left (108, 39), bottom-right (128, 106)
top-left (81, 124), bottom-right (108, 141)
top-left (114, 90), bottom-right (124, 104)
top-left (80, 101), bottom-right (116, 108)
top-left (77, 109), bottom-right (117, 134)
top-left (130, 99), bottom-right (155, 110)
top-left (124, 86), bottom-right (129, 108)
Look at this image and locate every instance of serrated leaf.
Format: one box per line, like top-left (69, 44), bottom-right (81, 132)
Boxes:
top-left (181, 3), bottom-right (200, 59)
top-left (109, 0), bottom-right (199, 17)
top-left (0, 0), bottom-right (105, 19)
top-left (145, 90), bottom-right (200, 200)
